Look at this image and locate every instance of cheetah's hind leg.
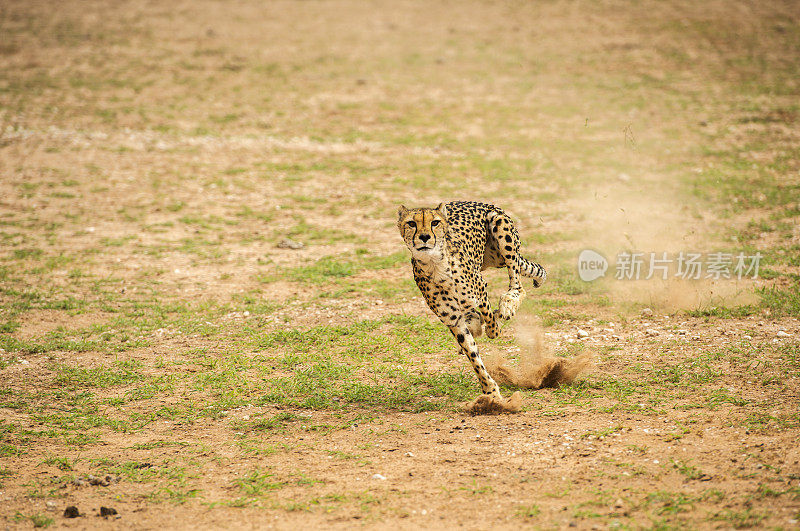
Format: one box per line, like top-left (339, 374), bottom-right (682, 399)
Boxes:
top-left (486, 210), bottom-right (527, 321)
top-left (465, 311), bottom-right (483, 337)
top-left (498, 286), bottom-right (525, 321)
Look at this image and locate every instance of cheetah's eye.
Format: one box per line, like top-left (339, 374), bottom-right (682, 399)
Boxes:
top-left (431, 220), bottom-right (441, 227)
top-left (406, 221), bottom-right (416, 228)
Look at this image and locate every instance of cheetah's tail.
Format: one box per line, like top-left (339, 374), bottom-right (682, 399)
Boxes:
top-left (518, 256), bottom-right (547, 288)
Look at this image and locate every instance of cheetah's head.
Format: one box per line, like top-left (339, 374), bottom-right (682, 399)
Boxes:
top-left (397, 203), bottom-right (448, 261)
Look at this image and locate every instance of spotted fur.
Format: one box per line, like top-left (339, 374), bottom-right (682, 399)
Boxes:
top-left (398, 201), bottom-right (547, 398)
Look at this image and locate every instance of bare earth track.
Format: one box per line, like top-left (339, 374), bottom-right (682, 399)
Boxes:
top-left (1, 0), bottom-right (799, 529)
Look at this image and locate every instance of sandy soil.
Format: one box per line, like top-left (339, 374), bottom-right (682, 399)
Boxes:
top-left (1, 0), bottom-right (799, 529)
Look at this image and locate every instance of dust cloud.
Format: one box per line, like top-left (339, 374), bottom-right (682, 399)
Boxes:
top-left (486, 316), bottom-right (593, 390)
top-left (465, 317), bottom-right (593, 415)
top-left (568, 181), bottom-right (758, 312)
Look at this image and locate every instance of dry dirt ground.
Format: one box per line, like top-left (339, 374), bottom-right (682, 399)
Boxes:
top-left (1, 0), bottom-right (800, 529)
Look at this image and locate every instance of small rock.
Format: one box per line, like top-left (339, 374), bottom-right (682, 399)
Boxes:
top-left (405, 452), bottom-right (414, 457)
top-left (100, 506), bottom-right (117, 517)
top-left (602, 328), bottom-right (614, 334)
top-left (613, 498), bottom-right (624, 509)
top-left (676, 329), bottom-right (688, 335)
top-left (611, 335), bottom-right (621, 341)
top-left (372, 474), bottom-right (386, 480)
top-left (743, 335), bottom-right (752, 340)
top-left (691, 335), bottom-right (701, 340)
top-left (645, 329), bottom-right (659, 337)
top-left (641, 308), bottom-right (653, 317)
top-left (277, 238), bottom-right (304, 250)
top-left (777, 330), bottom-right (792, 338)
top-left (64, 506), bottom-right (80, 518)
top-left (72, 478), bottom-right (86, 487)
top-left (45, 501), bottom-right (58, 512)
top-left (577, 329), bottom-right (589, 339)
top-left (618, 173), bottom-right (631, 182)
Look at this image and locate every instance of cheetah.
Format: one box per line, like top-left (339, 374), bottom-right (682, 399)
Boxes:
top-left (397, 201), bottom-right (547, 400)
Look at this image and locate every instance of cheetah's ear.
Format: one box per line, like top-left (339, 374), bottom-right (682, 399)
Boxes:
top-left (435, 202), bottom-right (448, 218)
top-left (397, 205), bottom-right (409, 220)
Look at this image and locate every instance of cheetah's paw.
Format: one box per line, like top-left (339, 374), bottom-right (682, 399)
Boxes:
top-left (499, 292), bottom-right (521, 320)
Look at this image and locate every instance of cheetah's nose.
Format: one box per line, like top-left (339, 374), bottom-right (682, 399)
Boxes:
top-left (419, 234), bottom-right (431, 243)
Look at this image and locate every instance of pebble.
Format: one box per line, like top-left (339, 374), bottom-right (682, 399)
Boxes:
top-left (405, 452), bottom-right (414, 457)
top-left (645, 329), bottom-right (659, 337)
top-left (777, 330), bottom-right (792, 338)
top-left (76, 474), bottom-right (118, 487)
top-left (577, 329), bottom-right (589, 339)
top-left (372, 474), bottom-right (387, 480)
top-left (641, 308), bottom-right (653, 317)
top-left (64, 506), bottom-right (80, 518)
top-left (676, 329), bottom-right (688, 335)
top-left (602, 328), bottom-right (614, 334)
top-left (45, 501), bottom-right (58, 511)
top-left (100, 506), bottom-right (118, 517)
top-left (743, 335), bottom-right (752, 340)
top-left (277, 238), bottom-right (304, 250)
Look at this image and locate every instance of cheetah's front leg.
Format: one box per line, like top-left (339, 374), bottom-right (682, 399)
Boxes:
top-left (448, 323), bottom-right (502, 398)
